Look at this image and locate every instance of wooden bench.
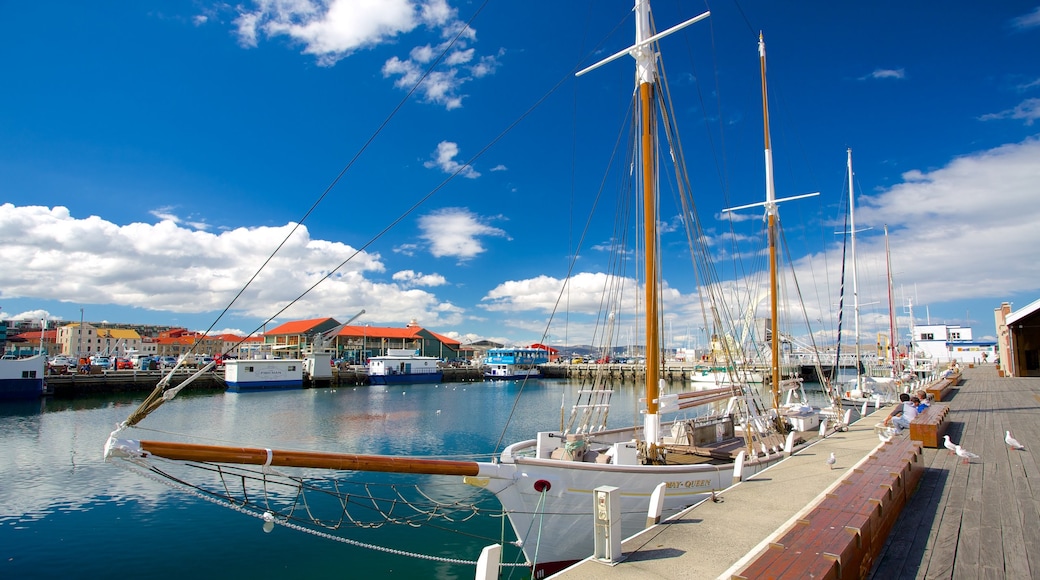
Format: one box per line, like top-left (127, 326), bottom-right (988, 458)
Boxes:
top-left (733, 438), bottom-right (924, 580)
top-left (925, 378), bottom-right (955, 402)
top-left (908, 402), bottom-right (950, 448)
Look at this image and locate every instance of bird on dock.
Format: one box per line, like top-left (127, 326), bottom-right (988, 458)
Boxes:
top-left (955, 445), bottom-right (980, 465)
top-left (943, 435), bottom-right (958, 456)
top-left (826, 452), bottom-right (836, 470)
top-left (1006, 431), bottom-right (1026, 450)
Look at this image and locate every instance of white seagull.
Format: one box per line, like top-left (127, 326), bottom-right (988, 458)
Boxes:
top-left (1006, 431), bottom-right (1026, 450)
top-left (943, 434), bottom-right (958, 456)
top-left (826, 452), bottom-right (837, 470)
top-left (955, 445), bottom-right (980, 465)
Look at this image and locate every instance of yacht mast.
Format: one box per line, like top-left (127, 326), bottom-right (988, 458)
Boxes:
top-left (847, 149), bottom-right (862, 389)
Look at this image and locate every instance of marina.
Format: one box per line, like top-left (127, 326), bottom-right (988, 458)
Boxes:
top-left (3, 365), bottom-right (1035, 578)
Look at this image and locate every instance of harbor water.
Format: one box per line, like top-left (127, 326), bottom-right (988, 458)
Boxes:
top-left (0, 378), bottom-right (835, 578)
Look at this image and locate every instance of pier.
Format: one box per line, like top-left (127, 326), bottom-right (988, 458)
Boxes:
top-left (551, 364), bottom-right (1036, 579)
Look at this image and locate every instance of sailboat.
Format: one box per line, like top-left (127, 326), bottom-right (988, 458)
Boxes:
top-left (721, 34), bottom-right (825, 434)
top-left (104, 4), bottom-right (810, 576)
top-left (839, 149), bottom-right (900, 406)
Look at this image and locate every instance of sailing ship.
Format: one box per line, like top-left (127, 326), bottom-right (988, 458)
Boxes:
top-left (103, 4), bottom-right (832, 576)
top-left (838, 150), bottom-right (902, 406)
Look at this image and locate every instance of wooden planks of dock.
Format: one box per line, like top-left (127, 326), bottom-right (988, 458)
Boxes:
top-left (869, 364), bottom-right (1040, 578)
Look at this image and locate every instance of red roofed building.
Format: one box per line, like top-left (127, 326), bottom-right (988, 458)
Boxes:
top-left (261, 318), bottom-right (461, 362)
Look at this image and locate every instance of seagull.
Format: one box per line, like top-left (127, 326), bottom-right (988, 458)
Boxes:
top-left (826, 452), bottom-right (837, 470)
top-left (955, 445), bottom-right (980, 465)
top-left (1006, 431), bottom-right (1026, 450)
top-left (943, 434), bottom-right (958, 456)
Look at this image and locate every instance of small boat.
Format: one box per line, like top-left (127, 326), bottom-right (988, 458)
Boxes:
top-left (0, 354), bottom-right (46, 400)
top-left (224, 358), bottom-right (304, 392)
top-left (367, 349), bottom-right (442, 385)
top-left (482, 347), bottom-right (547, 380)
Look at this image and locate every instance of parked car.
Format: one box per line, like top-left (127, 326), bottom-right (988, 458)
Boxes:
top-left (115, 358), bottom-right (134, 370)
top-left (159, 356), bottom-right (178, 369)
top-left (90, 356), bottom-right (112, 369)
top-left (49, 355), bottom-right (74, 367)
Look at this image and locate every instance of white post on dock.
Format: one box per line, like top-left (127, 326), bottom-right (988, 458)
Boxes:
top-left (784, 431), bottom-right (796, 454)
top-left (646, 482), bottom-right (667, 527)
top-left (861, 401), bottom-right (869, 416)
top-left (593, 485), bottom-right (623, 564)
top-left (818, 417), bottom-right (829, 439)
top-left (732, 450), bottom-right (746, 484)
top-left (473, 543), bottom-right (501, 580)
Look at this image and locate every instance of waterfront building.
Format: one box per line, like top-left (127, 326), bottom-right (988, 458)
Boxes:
top-left (913, 323), bottom-right (996, 365)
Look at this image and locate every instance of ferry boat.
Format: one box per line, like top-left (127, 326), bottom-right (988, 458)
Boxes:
top-left (483, 347), bottom-right (548, 380)
top-left (0, 354), bottom-right (46, 400)
top-left (367, 349), bottom-right (442, 385)
top-left (223, 358), bottom-right (304, 392)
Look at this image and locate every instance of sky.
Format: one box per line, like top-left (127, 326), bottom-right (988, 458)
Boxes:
top-left (2, 1), bottom-right (1039, 350)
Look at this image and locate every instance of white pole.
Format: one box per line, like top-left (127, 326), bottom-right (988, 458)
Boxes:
top-left (473, 544), bottom-right (501, 580)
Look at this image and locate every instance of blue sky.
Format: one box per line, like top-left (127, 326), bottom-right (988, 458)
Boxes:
top-left (2, 1), bottom-right (1039, 349)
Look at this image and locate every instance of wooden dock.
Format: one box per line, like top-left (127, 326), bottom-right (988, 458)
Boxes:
top-left (550, 364), bottom-right (1039, 579)
top-left (869, 364), bottom-right (1039, 578)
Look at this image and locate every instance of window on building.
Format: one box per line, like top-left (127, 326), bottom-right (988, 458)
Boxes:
top-left (921, 333), bottom-right (934, 340)
top-left (951, 332), bottom-right (961, 339)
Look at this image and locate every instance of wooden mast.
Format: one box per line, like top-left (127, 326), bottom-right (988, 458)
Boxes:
top-left (634, 0), bottom-right (661, 450)
top-left (759, 33), bottom-right (781, 413)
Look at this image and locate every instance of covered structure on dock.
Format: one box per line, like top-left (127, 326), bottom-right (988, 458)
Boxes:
top-left (995, 299), bottom-right (1040, 377)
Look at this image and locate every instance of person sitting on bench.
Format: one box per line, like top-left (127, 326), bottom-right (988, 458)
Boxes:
top-left (883, 393), bottom-right (919, 432)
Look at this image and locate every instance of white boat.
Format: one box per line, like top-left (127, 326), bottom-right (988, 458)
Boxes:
top-left (367, 349), bottom-right (442, 385)
top-left (224, 358), bottom-right (304, 392)
top-left (0, 354), bottom-right (46, 400)
top-left (104, 5), bottom-right (817, 576)
top-left (483, 347), bottom-right (547, 380)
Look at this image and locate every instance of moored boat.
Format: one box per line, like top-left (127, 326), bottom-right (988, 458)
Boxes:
top-left (483, 347), bottom-right (547, 380)
top-left (224, 358), bottom-right (304, 392)
top-left (367, 349), bottom-right (442, 385)
top-left (0, 354), bottom-right (46, 400)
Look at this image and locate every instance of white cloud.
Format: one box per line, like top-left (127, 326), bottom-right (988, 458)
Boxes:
top-left (423, 141), bottom-right (479, 177)
top-left (979, 97), bottom-right (1040, 125)
top-left (228, 1), bottom-right (494, 109)
top-left (417, 207), bottom-right (507, 259)
top-left (235, 0), bottom-right (418, 65)
top-left (392, 269), bottom-right (447, 287)
top-left (1011, 7), bottom-right (1040, 30)
top-left (0, 205), bottom-right (465, 328)
top-left (863, 68), bottom-right (905, 80)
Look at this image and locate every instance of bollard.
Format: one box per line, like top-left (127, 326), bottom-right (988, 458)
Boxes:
top-left (732, 450), bottom-right (745, 484)
top-left (474, 543), bottom-right (501, 580)
top-left (646, 482), bottom-right (667, 527)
